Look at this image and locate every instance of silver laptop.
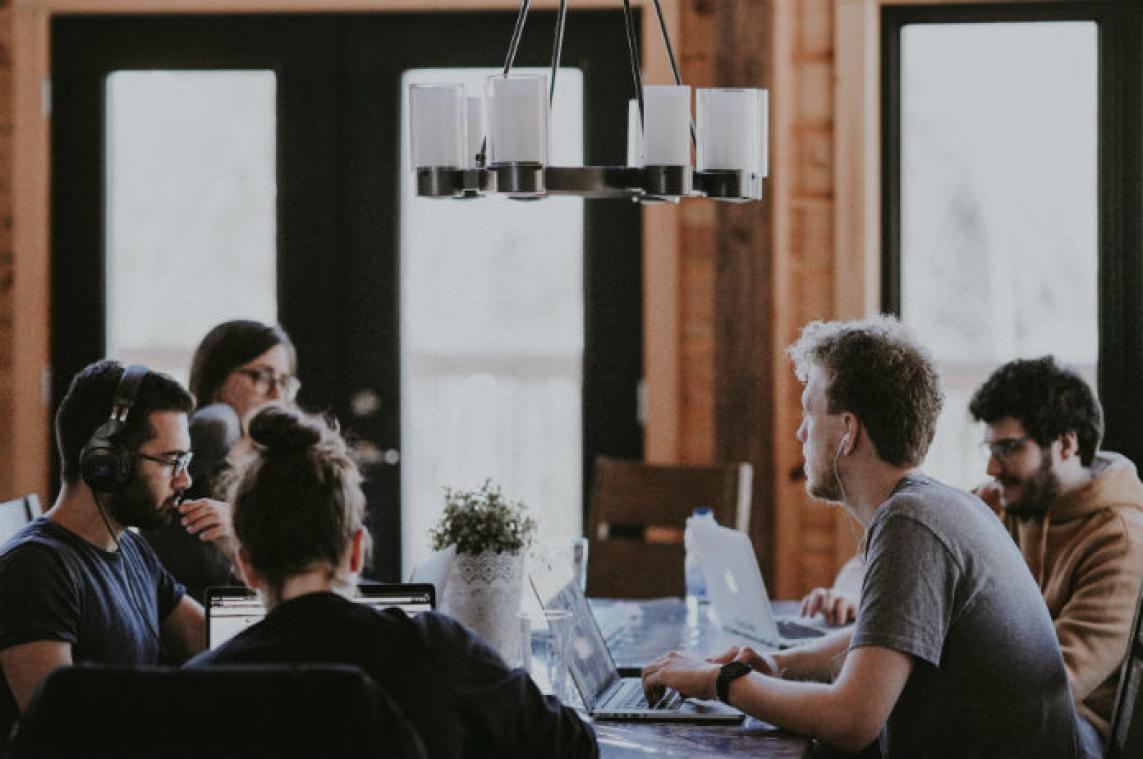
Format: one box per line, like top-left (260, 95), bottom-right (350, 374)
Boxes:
top-left (692, 522), bottom-right (827, 649)
top-left (205, 583), bottom-right (436, 649)
top-left (529, 552), bottom-right (742, 723)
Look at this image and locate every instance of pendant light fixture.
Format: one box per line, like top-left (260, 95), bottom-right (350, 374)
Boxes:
top-left (408, 0), bottom-right (768, 203)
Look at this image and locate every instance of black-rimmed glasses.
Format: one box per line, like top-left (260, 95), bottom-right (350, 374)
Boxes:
top-left (235, 368), bottom-right (301, 401)
top-left (136, 451), bottom-right (193, 479)
top-left (982, 435), bottom-right (1034, 463)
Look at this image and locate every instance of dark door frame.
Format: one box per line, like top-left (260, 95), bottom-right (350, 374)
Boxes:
top-left (881, 0), bottom-right (1143, 467)
top-left (51, 11), bottom-right (643, 579)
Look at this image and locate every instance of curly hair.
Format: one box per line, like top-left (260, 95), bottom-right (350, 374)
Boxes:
top-left (788, 316), bottom-right (944, 467)
top-left (968, 356), bottom-right (1102, 466)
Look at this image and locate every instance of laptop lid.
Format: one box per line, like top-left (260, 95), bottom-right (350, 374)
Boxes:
top-left (205, 583), bottom-right (436, 649)
top-left (691, 522), bottom-right (784, 645)
top-left (528, 548), bottom-right (620, 711)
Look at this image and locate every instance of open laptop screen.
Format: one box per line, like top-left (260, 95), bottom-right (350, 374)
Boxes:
top-left (206, 583), bottom-right (435, 649)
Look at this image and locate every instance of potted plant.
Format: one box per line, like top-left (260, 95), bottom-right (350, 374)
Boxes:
top-left (431, 481), bottom-right (536, 661)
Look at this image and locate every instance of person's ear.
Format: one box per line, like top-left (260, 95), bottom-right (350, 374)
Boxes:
top-left (349, 527), bottom-right (366, 574)
top-left (1058, 431), bottom-right (1080, 461)
top-left (234, 547), bottom-right (263, 591)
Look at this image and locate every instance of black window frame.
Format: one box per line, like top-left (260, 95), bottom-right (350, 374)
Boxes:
top-left (882, 0), bottom-right (1143, 467)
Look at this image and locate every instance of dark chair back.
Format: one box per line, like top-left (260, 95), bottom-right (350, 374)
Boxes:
top-left (1108, 580), bottom-right (1143, 758)
top-left (0, 494), bottom-right (39, 544)
top-left (586, 456), bottom-right (753, 598)
top-left (11, 663), bottom-right (427, 756)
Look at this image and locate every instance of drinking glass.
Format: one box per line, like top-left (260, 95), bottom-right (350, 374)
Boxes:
top-left (518, 608), bottom-right (574, 703)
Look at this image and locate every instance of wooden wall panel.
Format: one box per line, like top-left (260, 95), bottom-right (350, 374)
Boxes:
top-left (0, 3), bottom-right (13, 501)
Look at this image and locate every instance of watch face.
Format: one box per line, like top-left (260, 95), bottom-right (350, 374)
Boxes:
top-left (722, 661), bottom-right (751, 678)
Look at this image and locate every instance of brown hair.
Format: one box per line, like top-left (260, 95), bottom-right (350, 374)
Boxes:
top-left (788, 316), bottom-right (943, 467)
top-left (227, 406), bottom-right (366, 594)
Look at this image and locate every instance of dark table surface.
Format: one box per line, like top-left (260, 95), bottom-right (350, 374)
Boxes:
top-left (583, 598), bottom-right (821, 759)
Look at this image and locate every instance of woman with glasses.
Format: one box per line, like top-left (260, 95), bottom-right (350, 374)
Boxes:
top-left (144, 319), bottom-right (299, 603)
top-left (186, 406), bottom-right (597, 758)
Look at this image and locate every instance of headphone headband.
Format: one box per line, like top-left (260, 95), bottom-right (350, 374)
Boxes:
top-left (109, 364), bottom-right (149, 423)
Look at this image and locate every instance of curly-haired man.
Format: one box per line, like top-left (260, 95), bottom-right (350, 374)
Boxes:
top-left (642, 317), bottom-right (1079, 758)
top-left (971, 356), bottom-right (1143, 753)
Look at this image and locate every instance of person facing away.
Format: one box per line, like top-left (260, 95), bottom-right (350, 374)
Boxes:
top-left (969, 356), bottom-right (1143, 751)
top-left (0, 361), bottom-right (233, 740)
top-left (641, 316), bottom-right (1079, 758)
top-left (143, 319), bottom-right (300, 603)
top-left (186, 406), bottom-right (598, 759)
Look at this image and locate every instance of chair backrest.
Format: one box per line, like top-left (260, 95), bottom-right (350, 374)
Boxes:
top-left (0, 494), bottom-right (39, 545)
top-left (1108, 581), bottom-right (1143, 758)
top-left (11, 663), bottom-right (427, 757)
top-left (585, 456), bottom-right (753, 598)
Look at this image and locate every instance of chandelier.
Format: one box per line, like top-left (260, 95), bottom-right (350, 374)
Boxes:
top-left (407, 0), bottom-right (769, 203)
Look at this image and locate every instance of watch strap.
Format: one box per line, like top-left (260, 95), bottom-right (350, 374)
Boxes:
top-left (716, 660), bottom-right (752, 704)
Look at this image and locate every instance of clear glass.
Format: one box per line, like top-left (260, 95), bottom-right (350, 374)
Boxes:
top-left (488, 74), bottom-right (549, 165)
top-left (899, 22), bottom-right (1098, 488)
top-left (105, 70), bottom-right (278, 386)
top-left (696, 88), bottom-right (762, 173)
top-left (642, 85), bottom-right (691, 166)
top-left (400, 68), bottom-right (585, 578)
top-left (408, 83), bottom-right (466, 169)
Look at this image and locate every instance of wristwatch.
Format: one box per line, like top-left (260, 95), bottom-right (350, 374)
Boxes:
top-left (716, 660), bottom-right (752, 704)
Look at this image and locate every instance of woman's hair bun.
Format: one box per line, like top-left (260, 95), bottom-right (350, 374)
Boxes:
top-left (248, 406), bottom-right (321, 452)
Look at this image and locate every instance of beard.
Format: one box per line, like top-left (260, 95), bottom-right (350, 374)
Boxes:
top-left (805, 453), bottom-right (845, 504)
top-left (104, 475), bottom-right (176, 531)
top-left (1002, 454), bottom-right (1060, 521)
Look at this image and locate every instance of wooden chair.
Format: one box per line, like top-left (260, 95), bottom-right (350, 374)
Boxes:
top-left (1108, 581), bottom-right (1143, 758)
top-left (585, 456), bottom-right (753, 599)
top-left (0, 494), bottom-right (39, 544)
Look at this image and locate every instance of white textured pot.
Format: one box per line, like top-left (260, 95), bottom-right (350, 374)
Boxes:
top-left (442, 549), bottom-right (524, 664)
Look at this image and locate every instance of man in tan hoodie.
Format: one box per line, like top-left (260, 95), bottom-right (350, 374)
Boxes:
top-left (970, 356), bottom-right (1143, 754)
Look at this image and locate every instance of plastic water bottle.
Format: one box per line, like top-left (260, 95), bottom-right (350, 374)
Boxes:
top-left (684, 507), bottom-right (716, 608)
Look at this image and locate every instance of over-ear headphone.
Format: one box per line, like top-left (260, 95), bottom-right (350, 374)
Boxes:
top-left (80, 364), bottom-right (151, 493)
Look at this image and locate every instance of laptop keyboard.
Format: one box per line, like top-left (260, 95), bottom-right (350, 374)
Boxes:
top-left (609, 679), bottom-right (684, 711)
top-left (777, 618), bottom-right (825, 640)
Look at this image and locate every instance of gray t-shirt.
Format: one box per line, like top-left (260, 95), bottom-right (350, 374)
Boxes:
top-left (852, 474), bottom-right (1078, 758)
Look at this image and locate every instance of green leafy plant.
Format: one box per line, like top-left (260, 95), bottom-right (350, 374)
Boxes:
top-left (430, 480), bottom-right (537, 556)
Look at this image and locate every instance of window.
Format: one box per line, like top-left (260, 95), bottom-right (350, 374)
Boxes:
top-left (883, 3), bottom-right (1143, 478)
top-left (105, 71), bottom-right (277, 385)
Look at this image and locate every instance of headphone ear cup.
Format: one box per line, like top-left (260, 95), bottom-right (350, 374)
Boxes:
top-left (80, 420), bottom-right (134, 493)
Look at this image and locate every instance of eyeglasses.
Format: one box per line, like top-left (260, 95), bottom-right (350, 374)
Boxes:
top-left (982, 435), bottom-right (1033, 463)
top-left (235, 368), bottom-right (301, 401)
top-left (136, 451), bottom-right (194, 479)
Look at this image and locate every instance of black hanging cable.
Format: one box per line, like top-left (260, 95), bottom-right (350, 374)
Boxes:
top-left (92, 490), bottom-right (165, 649)
top-left (649, 0), bottom-right (696, 148)
top-left (502, 0), bottom-right (532, 77)
top-left (549, 0), bottom-right (569, 106)
top-left (621, 0), bottom-right (645, 128)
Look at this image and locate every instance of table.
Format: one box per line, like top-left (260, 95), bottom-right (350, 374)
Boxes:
top-left (585, 598), bottom-right (815, 759)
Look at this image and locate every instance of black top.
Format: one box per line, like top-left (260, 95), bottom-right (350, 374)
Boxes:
top-left (187, 592), bottom-right (598, 759)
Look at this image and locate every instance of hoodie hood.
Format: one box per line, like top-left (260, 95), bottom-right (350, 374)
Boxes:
top-left (1049, 451), bottom-right (1143, 523)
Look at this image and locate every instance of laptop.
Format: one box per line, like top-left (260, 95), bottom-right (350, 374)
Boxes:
top-left (692, 522), bottom-right (827, 649)
top-left (529, 551), bottom-right (742, 723)
top-left (205, 583), bottom-right (436, 649)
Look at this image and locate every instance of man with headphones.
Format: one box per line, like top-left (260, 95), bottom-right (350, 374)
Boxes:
top-left (641, 317), bottom-right (1080, 758)
top-left (0, 360), bottom-right (234, 740)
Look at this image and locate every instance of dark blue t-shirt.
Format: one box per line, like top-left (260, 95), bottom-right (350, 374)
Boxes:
top-left (0, 517), bottom-right (184, 737)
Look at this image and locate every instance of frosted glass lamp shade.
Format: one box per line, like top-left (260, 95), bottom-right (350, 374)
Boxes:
top-left (642, 85), bottom-right (691, 166)
top-left (696, 87), bottom-right (768, 175)
top-left (465, 95), bottom-right (486, 169)
top-left (488, 74), bottom-right (549, 165)
top-left (409, 83), bottom-right (466, 169)
top-left (626, 98), bottom-right (643, 168)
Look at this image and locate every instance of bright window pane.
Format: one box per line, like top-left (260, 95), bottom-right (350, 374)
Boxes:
top-left (899, 23), bottom-right (1098, 488)
top-left (400, 68), bottom-right (584, 576)
top-left (106, 71), bottom-right (278, 386)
